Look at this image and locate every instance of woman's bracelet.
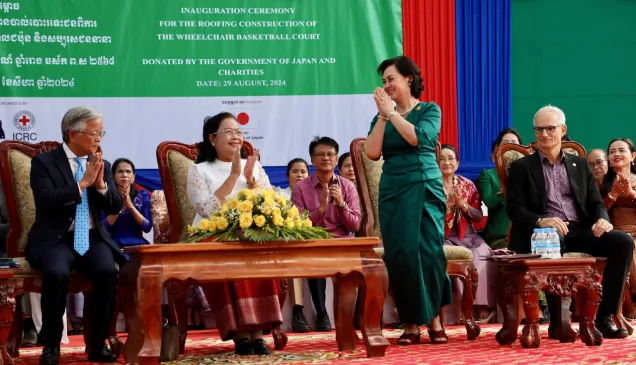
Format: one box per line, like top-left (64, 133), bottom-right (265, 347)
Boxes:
top-left (608, 192), bottom-right (617, 201)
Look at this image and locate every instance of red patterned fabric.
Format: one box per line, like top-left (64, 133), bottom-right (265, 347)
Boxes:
top-left (208, 280), bottom-right (283, 341)
top-left (444, 174), bottom-right (481, 239)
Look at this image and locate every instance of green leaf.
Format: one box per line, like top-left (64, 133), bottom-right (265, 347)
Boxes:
top-left (242, 228), bottom-right (275, 243)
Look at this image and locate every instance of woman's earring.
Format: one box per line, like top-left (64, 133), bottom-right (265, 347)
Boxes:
top-left (212, 143), bottom-right (215, 146)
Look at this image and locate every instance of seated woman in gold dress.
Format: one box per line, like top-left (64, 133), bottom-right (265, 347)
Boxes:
top-left (600, 138), bottom-right (636, 319)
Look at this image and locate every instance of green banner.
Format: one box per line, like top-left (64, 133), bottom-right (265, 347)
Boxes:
top-left (0, 0), bottom-right (402, 97)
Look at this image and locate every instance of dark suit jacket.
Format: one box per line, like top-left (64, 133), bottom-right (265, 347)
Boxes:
top-left (506, 151), bottom-right (609, 253)
top-left (26, 147), bottom-right (125, 266)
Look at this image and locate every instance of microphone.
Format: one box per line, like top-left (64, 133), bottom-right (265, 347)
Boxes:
top-left (329, 177), bottom-right (338, 203)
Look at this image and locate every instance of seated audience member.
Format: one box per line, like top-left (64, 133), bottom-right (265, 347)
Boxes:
top-left (28, 106), bottom-right (123, 364)
top-left (507, 105), bottom-right (633, 339)
top-left (187, 112), bottom-right (283, 355)
top-left (277, 158), bottom-right (309, 200)
top-left (337, 152), bottom-right (356, 184)
top-left (439, 145), bottom-right (497, 323)
top-left (477, 128), bottom-right (522, 249)
top-left (292, 136), bottom-right (361, 332)
top-left (103, 158), bottom-right (152, 251)
top-left (274, 158), bottom-right (314, 332)
top-left (587, 149), bottom-right (609, 187)
top-left (599, 138), bottom-right (636, 319)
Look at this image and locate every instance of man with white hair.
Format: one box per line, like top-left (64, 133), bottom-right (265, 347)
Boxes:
top-left (507, 105), bottom-right (634, 339)
top-left (27, 106), bottom-right (123, 364)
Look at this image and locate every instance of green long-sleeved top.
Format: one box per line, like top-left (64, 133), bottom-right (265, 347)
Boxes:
top-left (476, 167), bottom-right (509, 236)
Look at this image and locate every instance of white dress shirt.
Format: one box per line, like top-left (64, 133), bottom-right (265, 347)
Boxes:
top-left (62, 144), bottom-right (108, 230)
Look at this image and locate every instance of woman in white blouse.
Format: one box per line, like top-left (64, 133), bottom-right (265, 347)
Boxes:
top-left (187, 112), bottom-right (283, 356)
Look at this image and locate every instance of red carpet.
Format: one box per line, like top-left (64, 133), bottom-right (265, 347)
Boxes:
top-left (12, 324), bottom-right (636, 364)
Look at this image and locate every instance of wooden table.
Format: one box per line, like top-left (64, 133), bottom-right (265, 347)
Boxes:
top-left (0, 270), bottom-right (14, 365)
top-left (494, 257), bottom-right (602, 348)
top-left (120, 237), bottom-right (389, 364)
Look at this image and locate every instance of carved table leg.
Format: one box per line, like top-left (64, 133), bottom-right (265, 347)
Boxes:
top-left (520, 272), bottom-right (541, 348)
top-left (332, 274), bottom-right (358, 352)
top-left (6, 293), bottom-right (21, 359)
top-left (496, 271), bottom-right (521, 345)
top-left (0, 282), bottom-right (15, 365)
top-left (120, 261), bottom-right (143, 364)
top-left (358, 252), bottom-right (390, 358)
top-left (136, 264), bottom-right (164, 365)
top-left (578, 269), bottom-right (603, 347)
top-left (457, 265), bottom-right (480, 340)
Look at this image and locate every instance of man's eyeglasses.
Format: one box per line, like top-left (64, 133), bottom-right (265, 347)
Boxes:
top-left (533, 125), bottom-right (562, 136)
top-left (313, 152), bottom-right (337, 159)
top-left (215, 128), bottom-right (243, 137)
top-left (78, 130), bottom-right (106, 139)
top-left (588, 159), bottom-right (607, 169)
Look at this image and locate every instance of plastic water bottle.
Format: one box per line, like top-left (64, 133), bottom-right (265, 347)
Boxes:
top-left (530, 228), bottom-right (539, 255)
top-left (548, 228), bottom-right (562, 259)
top-left (536, 229), bottom-right (548, 258)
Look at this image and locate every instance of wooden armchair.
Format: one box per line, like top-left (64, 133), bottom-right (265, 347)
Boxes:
top-left (494, 141), bottom-right (633, 334)
top-left (154, 140), bottom-right (288, 353)
top-left (350, 138), bottom-right (480, 340)
top-left (0, 141), bottom-right (123, 358)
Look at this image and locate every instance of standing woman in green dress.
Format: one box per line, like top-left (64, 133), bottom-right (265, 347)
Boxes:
top-left (365, 56), bottom-right (452, 345)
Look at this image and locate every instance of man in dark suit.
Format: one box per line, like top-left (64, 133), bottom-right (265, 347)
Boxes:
top-left (27, 106), bottom-right (124, 364)
top-left (507, 105), bottom-right (634, 339)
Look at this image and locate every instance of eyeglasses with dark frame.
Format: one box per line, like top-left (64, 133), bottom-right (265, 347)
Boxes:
top-left (313, 152), bottom-right (337, 159)
top-left (533, 125), bottom-right (562, 136)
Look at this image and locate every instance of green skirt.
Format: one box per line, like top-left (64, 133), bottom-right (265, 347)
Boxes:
top-left (379, 177), bottom-right (452, 325)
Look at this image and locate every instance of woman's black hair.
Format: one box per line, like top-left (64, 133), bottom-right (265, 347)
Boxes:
top-left (112, 158), bottom-right (138, 201)
top-left (196, 112), bottom-right (237, 163)
top-left (440, 144), bottom-right (459, 161)
top-left (491, 128), bottom-right (523, 153)
top-left (286, 158), bottom-right (309, 176)
top-left (338, 152), bottom-right (351, 170)
top-left (602, 138), bottom-right (636, 194)
top-left (377, 56), bottom-right (424, 98)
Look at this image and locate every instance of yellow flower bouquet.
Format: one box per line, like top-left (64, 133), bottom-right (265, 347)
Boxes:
top-left (185, 188), bottom-right (332, 243)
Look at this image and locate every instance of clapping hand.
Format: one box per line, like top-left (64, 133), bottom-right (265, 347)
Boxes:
top-left (230, 147), bottom-right (242, 178)
top-left (244, 149), bottom-right (260, 185)
top-left (319, 183), bottom-right (330, 214)
top-left (119, 185), bottom-right (133, 209)
top-left (373, 88), bottom-right (394, 118)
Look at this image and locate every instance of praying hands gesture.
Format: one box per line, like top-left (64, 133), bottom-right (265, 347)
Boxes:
top-left (79, 152), bottom-right (105, 191)
top-left (373, 87), bottom-right (394, 119)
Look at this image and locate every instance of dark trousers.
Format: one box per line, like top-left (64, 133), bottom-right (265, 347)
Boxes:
top-left (307, 278), bottom-right (327, 313)
top-left (556, 224), bottom-right (634, 317)
top-left (33, 230), bottom-right (118, 347)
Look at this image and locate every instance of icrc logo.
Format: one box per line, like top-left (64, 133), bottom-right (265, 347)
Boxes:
top-left (13, 110), bottom-right (36, 131)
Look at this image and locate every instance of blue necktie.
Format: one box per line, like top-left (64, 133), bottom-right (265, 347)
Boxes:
top-left (74, 157), bottom-right (89, 255)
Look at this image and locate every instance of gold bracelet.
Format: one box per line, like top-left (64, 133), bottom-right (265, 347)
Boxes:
top-left (608, 192), bottom-right (617, 201)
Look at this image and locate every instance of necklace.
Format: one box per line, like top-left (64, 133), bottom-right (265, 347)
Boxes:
top-left (397, 99), bottom-right (418, 117)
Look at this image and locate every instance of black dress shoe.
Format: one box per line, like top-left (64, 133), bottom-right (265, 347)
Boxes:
top-left (40, 346), bottom-right (60, 365)
top-left (292, 306), bottom-right (311, 333)
top-left (315, 311), bottom-right (332, 332)
top-left (595, 316), bottom-right (629, 339)
top-left (235, 338), bottom-right (254, 355)
top-left (252, 339), bottom-right (272, 355)
top-left (86, 345), bottom-right (118, 362)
